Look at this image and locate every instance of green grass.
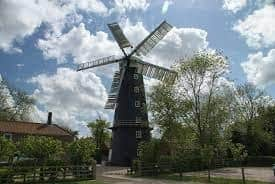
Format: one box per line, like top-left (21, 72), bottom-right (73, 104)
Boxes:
top-left (150, 174), bottom-right (272, 184)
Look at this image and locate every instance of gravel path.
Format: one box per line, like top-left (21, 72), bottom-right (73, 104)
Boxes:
top-left (183, 167), bottom-right (275, 183)
top-left (96, 165), bottom-right (275, 183)
top-left (97, 166), bottom-right (200, 184)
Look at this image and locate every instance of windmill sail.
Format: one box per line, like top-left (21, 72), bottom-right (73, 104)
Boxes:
top-left (105, 71), bottom-right (121, 109)
top-left (130, 21), bottom-right (173, 57)
top-left (77, 55), bottom-right (123, 71)
top-left (108, 23), bottom-right (132, 49)
top-left (134, 59), bottom-right (177, 83)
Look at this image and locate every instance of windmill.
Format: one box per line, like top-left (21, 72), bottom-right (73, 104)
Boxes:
top-left (77, 21), bottom-right (177, 166)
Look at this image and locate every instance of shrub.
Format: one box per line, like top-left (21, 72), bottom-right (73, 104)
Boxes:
top-left (0, 136), bottom-right (16, 162)
top-left (66, 137), bottom-right (96, 165)
top-left (18, 136), bottom-right (64, 164)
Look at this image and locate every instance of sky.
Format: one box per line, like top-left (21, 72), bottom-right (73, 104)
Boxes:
top-left (1, 0), bottom-right (275, 136)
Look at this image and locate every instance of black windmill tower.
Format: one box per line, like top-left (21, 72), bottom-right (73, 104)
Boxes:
top-left (77, 21), bottom-right (177, 166)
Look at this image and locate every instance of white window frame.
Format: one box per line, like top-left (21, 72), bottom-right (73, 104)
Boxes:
top-left (134, 86), bottom-right (139, 93)
top-left (135, 100), bottom-right (140, 107)
top-left (136, 130), bottom-right (142, 139)
top-left (133, 74), bottom-right (139, 80)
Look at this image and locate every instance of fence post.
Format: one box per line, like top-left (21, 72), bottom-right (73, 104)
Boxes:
top-left (92, 161), bottom-right (96, 179)
top-left (33, 167), bottom-right (36, 182)
top-left (63, 167), bottom-right (66, 179)
top-left (137, 160), bottom-right (141, 176)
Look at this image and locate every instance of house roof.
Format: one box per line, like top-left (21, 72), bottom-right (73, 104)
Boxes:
top-left (0, 120), bottom-right (73, 137)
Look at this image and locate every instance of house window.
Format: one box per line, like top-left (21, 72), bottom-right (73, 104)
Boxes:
top-left (3, 133), bottom-right (12, 141)
top-left (135, 101), bottom-right (140, 107)
top-left (134, 86), bottom-right (139, 93)
top-left (133, 74), bottom-right (139, 80)
top-left (136, 130), bottom-right (142, 139)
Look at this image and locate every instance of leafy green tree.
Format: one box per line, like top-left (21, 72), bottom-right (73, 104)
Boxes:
top-left (230, 83), bottom-right (271, 155)
top-left (0, 78), bottom-right (35, 121)
top-left (0, 136), bottom-right (15, 162)
top-left (66, 138), bottom-right (96, 164)
top-left (137, 139), bottom-right (162, 163)
top-left (148, 51), bottom-right (238, 179)
top-left (19, 136), bottom-right (63, 164)
top-left (149, 83), bottom-right (186, 156)
top-left (257, 105), bottom-right (275, 155)
top-left (150, 51), bottom-right (231, 154)
top-left (88, 119), bottom-right (111, 163)
top-left (229, 143), bottom-right (248, 184)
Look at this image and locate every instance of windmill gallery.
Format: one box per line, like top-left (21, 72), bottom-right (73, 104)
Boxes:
top-left (77, 21), bottom-right (177, 166)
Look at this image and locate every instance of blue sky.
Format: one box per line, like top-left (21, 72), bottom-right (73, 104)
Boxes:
top-left (1, 0), bottom-right (275, 136)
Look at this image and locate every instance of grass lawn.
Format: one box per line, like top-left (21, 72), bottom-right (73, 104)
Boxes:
top-left (151, 174), bottom-right (273, 184)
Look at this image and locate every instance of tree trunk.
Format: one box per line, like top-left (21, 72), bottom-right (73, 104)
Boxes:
top-left (208, 159), bottom-right (211, 182)
top-left (208, 168), bottom-right (211, 182)
top-left (241, 167), bottom-right (245, 184)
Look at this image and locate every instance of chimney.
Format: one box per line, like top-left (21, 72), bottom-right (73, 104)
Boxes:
top-left (47, 112), bottom-right (52, 125)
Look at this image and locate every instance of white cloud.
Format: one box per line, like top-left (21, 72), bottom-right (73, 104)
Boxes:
top-left (223, 0), bottom-right (247, 13)
top-left (122, 20), bottom-right (209, 68)
top-left (0, 0), bottom-right (107, 53)
top-left (39, 19), bottom-right (208, 68)
top-left (162, 0), bottom-right (174, 14)
top-left (233, 5), bottom-right (275, 48)
top-left (242, 49), bottom-right (275, 86)
top-left (110, 0), bottom-right (150, 14)
top-left (72, 0), bottom-right (108, 15)
top-left (38, 23), bottom-right (121, 64)
top-left (28, 68), bottom-right (109, 136)
top-left (147, 27), bottom-right (208, 68)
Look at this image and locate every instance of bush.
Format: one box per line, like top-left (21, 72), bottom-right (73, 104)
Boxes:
top-left (66, 137), bottom-right (96, 165)
top-left (0, 136), bottom-right (16, 162)
top-left (19, 136), bottom-right (64, 164)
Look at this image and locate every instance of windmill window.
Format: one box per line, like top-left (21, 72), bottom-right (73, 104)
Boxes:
top-left (136, 117), bottom-right (142, 123)
top-left (133, 74), bottom-right (139, 80)
top-left (134, 86), bottom-right (139, 93)
top-left (135, 101), bottom-right (141, 107)
top-left (136, 130), bottom-right (142, 139)
top-left (137, 148), bottom-right (141, 157)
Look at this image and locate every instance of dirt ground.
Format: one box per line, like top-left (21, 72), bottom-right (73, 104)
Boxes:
top-left (96, 166), bottom-right (275, 184)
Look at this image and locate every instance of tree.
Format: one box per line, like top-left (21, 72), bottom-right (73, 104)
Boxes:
top-left (137, 139), bottom-right (162, 163)
top-left (0, 78), bottom-right (35, 121)
top-left (0, 136), bottom-right (15, 162)
top-left (88, 119), bottom-right (111, 163)
top-left (149, 51), bottom-right (233, 179)
top-left (229, 143), bottom-right (248, 184)
top-left (149, 83), bottom-right (185, 156)
top-left (66, 138), bottom-right (96, 165)
top-left (19, 136), bottom-right (64, 164)
top-left (230, 83), bottom-right (269, 155)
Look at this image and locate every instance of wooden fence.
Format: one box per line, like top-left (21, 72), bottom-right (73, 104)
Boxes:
top-left (0, 164), bottom-right (96, 183)
top-left (129, 159), bottom-right (239, 176)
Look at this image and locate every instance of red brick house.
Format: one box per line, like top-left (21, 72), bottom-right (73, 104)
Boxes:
top-left (0, 113), bottom-right (75, 142)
